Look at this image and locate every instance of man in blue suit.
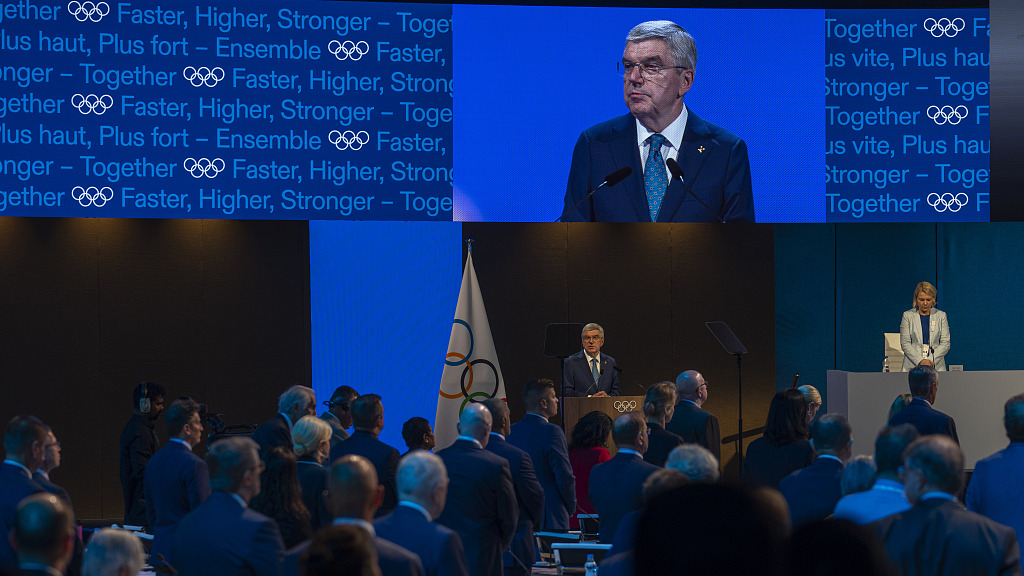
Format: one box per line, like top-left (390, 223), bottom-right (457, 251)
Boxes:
top-left (482, 398), bottom-right (545, 576)
top-left (251, 385), bottom-right (317, 459)
top-left (329, 394), bottom-right (402, 516)
top-left (562, 324), bottom-right (621, 398)
top-left (145, 398), bottom-right (211, 566)
top-left (375, 451), bottom-right (469, 576)
top-left (437, 405), bottom-right (517, 576)
top-left (285, 455), bottom-right (424, 576)
top-left (507, 379), bottom-right (576, 530)
top-left (967, 393), bottom-right (1024, 555)
top-left (888, 364), bottom-right (959, 444)
top-left (11, 493), bottom-right (76, 576)
top-left (172, 437), bottom-right (284, 576)
top-left (562, 21), bottom-right (753, 223)
top-left (779, 413), bottom-right (852, 529)
top-left (1, 415), bottom-right (48, 572)
top-left (666, 370), bottom-right (721, 462)
top-left (589, 412), bottom-right (659, 544)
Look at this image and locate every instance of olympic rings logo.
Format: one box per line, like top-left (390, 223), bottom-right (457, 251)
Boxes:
top-left (927, 105), bottom-right (968, 125)
top-left (183, 158), bottom-right (225, 178)
top-left (613, 400), bottom-right (637, 412)
top-left (328, 130), bottom-right (370, 151)
top-left (927, 192), bottom-right (969, 213)
top-left (440, 320), bottom-right (501, 412)
top-left (182, 66), bottom-right (225, 87)
top-left (71, 186), bottom-right (114, 207)
top-left (923, 17), bottom-right (965, 37)
top-left (71, 94), bottom-right (113, 115)
top-left (327, 40), bottom-right (369, 61)
top-left (67, 1), bottom-right (109, 21)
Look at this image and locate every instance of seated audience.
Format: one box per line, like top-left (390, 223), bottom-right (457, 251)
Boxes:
top-left (301, 525), bottom-right (381, 576)
top-left (840, 455), bottom-right (877, 497)
top-left (966, 393), bottom-right (1024, 555)
top-left (887, 365), bottom-right (958, 443)
top-left (329, 394), bottom-right (402, 517)
top-left (81, 528), bottom-right (144, 576)
top-left (743, 390), bottom-right (815, 489)
top-left (642, 382), bottom-right (684, 467)
top-left (589, 412), bottom-right (659, 543)
top-left (567, 411), bottom-right (612, 530)
top-left (833, 424), bottom-right (918, 525)
top-left (798, 385), bottom-right (822, 424)
top-left (887, 394), bottom-right (913, 422)
top-left (779, 413), bottom-right (853, 528)
top-left (666, 370), bottom-right (721, 462)
top-left (1, 415), bottom-right (48, 572)
top-left (665, 443), bottom-right (720, 484)
top-left (249, 446), bottom-right (312, 548)
top-left (401, 418), bottom-right (436, 456)
top-left (252, 386), bottom-right (317, 459)
top-left (11, 493), bottom-right (75, 576)
top-left (292, 415), bottom-right (333, 531)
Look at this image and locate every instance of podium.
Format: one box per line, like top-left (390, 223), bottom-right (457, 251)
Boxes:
top-left (563, 396), bottom-right (644, 457)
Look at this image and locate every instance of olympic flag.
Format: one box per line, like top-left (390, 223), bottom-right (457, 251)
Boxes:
top-left (435, 248), bottom-right (506, 450)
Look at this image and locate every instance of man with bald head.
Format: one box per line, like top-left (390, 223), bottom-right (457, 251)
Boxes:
top-left (1, 415), bottom-right (48, 572)
top-left (284, 455), bottom-right (423, 576)
top-left (589, 412), bottom-right (659, 543)
top-left (666, 370), bottom-right (721, 461)
top-left (11, 493), bottom-right (75, 576)
top-left (872, 435), bottom-right (1021, 575)
top-left (437, 405), bottom-right (518, 576)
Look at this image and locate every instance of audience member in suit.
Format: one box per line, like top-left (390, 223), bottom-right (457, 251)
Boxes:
top-left (743, 389), bottom-right (815, 489)
top-left (779, 413), bottom-right (853, 529)
top-left (567, 411), bottom-right (612, 530)
top-left (33, 427), bottom-right (83, 576)
top-left (249, 447), bottom-right (312, 548)
top-left (562, 323), bottom-right (621, 398)
top-left (888, 365), bottom-right (958, 444)
top-left (871, 435), bottom-right (1021, 576)
top-left (589, 412), bottom-right (660, 543)
top-left (507, 379), bottom-right (576, 530)
top-left (665, 443), bottom-right (720, 484)
top-left (834, 425), bottom-right (918, 525)
top-left (292, 415), bottom-right (333, 531)
top-left (11, 494), bottom-right (75, 576)
top-left (81, 528), bottom-right (144, 576)
top-left (329, 394), bottom-right (402, 517)
top-left (785, 519), bottom-right (894, 576)
top-left (636, 483), bottom-right (790, 576)
top-left (437, 405), bottom-right (517, 576)
top-left (401, 418), bottom-right (436, 457)
top-left (481, 398), bottom-right (544, 576)
top-left (642, 382), bottom-right (685, 467)
top-left (118, 381), bottom-right (165, 528)
top-left (283, 455), bottom-right (423, 576)
top-left (605, 468), bottom-right (689, 568)
top-left (667, 370), bottom-right (721, 462)
top-left (320, 386), bottom-right (359, 450)
top-left (1, 415), bottom-right (48, 572)
top-left (144, 398), bottom-right (211, 565)
top-left (172, 437), bottom-right (285, 576)
top-left (798, 385), bottom-right (822, 424)
top-left (252, 385), bottom-right (317, 459)
top-left (967, 393), bottom-right (1024, 555)
top-left (300, 525), bottom-right (380, 576)
top-left (840, 455), bottom-right (877, 497)
top-left (375, 451), bottom-right (469, 576)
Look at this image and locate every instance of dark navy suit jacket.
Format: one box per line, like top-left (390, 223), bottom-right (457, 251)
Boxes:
top-left (778, 456), bottom-right (844, 529)
top-left (588, 452), bottom-right (658, 543)
top-left (486, 433), bottom-right (545, 574)
top-left (967, 442), bottom-right (1024, 556)
top-left (562, 351), bottom-right (620, 397)
top-left (643, 423), bottom-right (684, 468)
top-left (888, 398), bottom-right (959, 444)
top-left (375, 504), bottom-right (469, 576)
top-left (1, 463), bottom-right (44, 571)
top-left (172, 491), bottom-right (284, 576)
top-left (283, 522), bottom-right (424, 576)
top-left (742, 437), bottom-right (815, 489)
top-left (507, 413), bottom-right (576, 530)
top-left (295, 458), bottom-right (331, 531)
top-left (872, 497), bottom-right (1021, 576)
top-left (665, 400), bottom-right (721, 462)
top-left (562, 110), bottom-right (754, 222)
top-left (251, 413), bottom-right (292, 459)
top-left (329, 430), bottom-right (401, 516)
top-left (145, 440), bottom-right (211, 564)
top-left (436, 439), bottom-right (517, 576)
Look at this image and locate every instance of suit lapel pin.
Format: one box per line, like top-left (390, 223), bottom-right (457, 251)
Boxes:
top-left (698, 145), bottom-right (705, 153)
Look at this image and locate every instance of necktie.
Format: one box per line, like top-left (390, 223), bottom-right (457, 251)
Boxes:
top-left (644, 133), bottom-right (668, 222)
top-left (591, 358), bottom-right (600, 385)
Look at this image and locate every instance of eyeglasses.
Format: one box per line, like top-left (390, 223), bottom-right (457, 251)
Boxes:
top-left (583, 336), bottom-right (603, 343)
top-left (618, 60), bottom-right (688, 80)
top-left (45, 442), bottom-right (61, 450)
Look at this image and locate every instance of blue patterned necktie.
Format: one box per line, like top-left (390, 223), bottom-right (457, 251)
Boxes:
top-left (591, 358), bottom-right (600, 386)
top-left (644, 133), bottom-right (668, 222)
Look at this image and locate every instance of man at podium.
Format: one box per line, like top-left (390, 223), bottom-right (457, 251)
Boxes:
top-left (563, 323), bottom-right (621, 397)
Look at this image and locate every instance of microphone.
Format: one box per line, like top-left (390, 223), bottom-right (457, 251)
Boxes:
top-left (556, 167), bottom-right (632, 222)
top-left (665, 158), bottom-right (724, 223)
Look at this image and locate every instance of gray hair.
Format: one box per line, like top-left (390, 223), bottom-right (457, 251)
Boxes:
top-left (292, 416), bottom-right (332, 458)
top-left (278, 385), bottom-right (316, 414)
top-left (207, 436), bottom-right (260, 493)
top-left (840, 455), bottom-right (877, 496)
top-left (798, 385), bottom-right (822, 409)
top-left (581, 323), bottom-right (605, 339)
top-left (397, 451), bottom-right (448, 502)
top-left (666, 444), bottom-right (720, 483)
top-left (626, 21), bottom-right (697, 71)
top-left (82, 528), bottom-right (144, 576)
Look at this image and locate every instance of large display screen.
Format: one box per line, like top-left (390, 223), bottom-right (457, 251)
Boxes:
top-left (0, 0), bottom-right (992, 222)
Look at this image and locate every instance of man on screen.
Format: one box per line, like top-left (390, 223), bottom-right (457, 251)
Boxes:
top-left (562, 20), bottom-right (754, 223)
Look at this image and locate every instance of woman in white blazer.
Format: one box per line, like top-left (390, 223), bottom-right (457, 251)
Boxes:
top-left (900, 281), bottom-right (950, 371)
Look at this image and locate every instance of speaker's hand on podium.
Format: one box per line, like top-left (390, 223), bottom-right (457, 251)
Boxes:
top-left (590, 391), bottom-right (609, 398)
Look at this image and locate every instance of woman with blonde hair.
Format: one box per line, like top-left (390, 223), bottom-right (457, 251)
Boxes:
top-left (643, 381), bottom-right (685, 467)
top-left (292, 415), bottom-right (333, 530)
top-left (899, 281), bottom-right (950, 371)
